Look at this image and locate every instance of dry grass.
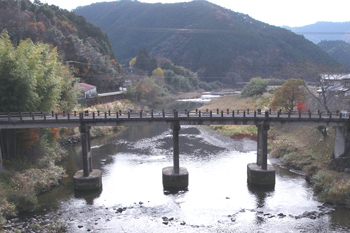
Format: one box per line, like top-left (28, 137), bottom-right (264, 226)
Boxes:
top-left (201, 93), bottom-right (274, 140)
top-left (200, 93), bottom-right (274, 111)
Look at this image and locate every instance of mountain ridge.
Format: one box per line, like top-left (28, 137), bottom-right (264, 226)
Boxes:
top-left (75, 0), bottom-right (338, 81)
top-left (284, 21), bottom-right (350, 44)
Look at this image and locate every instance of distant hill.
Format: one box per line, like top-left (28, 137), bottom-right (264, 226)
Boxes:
top-left (318, 40), bottom-right (350, 65)
top-left (75, 0), bottom-right (338, 82)
top-left (284, 21), bottom-right (350, 44)
top-left (0, 0), bottom-right (123, 92)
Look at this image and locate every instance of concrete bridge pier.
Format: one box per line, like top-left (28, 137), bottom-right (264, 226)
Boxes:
top-left (333, 126), bottom-right (350, 159)
top-left (73, 117), bottom-right (102, 190)
top-left (163, 122), bottom-right (189, 191)
top-left (247, 124), bottom-right (275, 186)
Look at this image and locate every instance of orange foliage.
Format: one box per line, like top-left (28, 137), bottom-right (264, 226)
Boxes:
top-left (36, 22), bottom-right (46, 32)
top-left (49, 127), bottom-right (60, 141)
top-left (60, 20), bottom-right (77, 32)
top-left (16, 129), bottom-right (40, 149)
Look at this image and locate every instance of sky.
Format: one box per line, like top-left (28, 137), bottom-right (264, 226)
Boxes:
top-left (40, 0), bottom-right (350, 27)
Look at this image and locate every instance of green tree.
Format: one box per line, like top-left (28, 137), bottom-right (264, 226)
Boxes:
top-left (0, 30), bottom-right (78, 112)
top-left (134, 48), bottom-right (157, 75)
top-left (270, 78), bottom-right (307, 111)
top-left (241, 77), bottom-right (268, 97)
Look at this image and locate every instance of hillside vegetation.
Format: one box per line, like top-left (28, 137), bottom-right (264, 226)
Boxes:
top-left (75, 0), bottom-right (338, 83)
top-left (0, 0), bottom-right (123, 92)
top-left (318, 40), bottom-right (350, 66)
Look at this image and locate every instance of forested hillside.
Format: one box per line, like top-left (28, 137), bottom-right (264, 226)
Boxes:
top-left (318, 40), bottom-right (350, 66)
top-left (75, 0), bottom-right (338, 83)
top-left (0, 0), bottom-right (124, 92)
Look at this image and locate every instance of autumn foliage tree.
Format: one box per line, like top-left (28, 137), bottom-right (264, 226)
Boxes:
top-left (270, 78), bottom-right (307, 111)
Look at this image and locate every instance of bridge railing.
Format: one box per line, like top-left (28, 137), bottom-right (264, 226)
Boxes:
top-left (0, 109), bottom-right (349, 122)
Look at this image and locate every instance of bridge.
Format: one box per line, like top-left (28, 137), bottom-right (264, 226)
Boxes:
top-left (1, 109), bottom-right (349, 190)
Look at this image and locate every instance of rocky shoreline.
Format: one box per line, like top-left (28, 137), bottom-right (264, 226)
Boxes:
top-left (2, 197), bottom-right (337, 232)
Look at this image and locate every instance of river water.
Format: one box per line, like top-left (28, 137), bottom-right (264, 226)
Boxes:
top-left (33, 100), bottom-right (350, 232)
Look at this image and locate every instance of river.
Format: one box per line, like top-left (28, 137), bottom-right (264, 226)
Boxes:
top-left (31, 99), bottom-right (350, 232)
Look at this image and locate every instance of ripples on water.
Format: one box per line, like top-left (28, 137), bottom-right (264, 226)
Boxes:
top-left (36, 124), bottom-right (350, 232)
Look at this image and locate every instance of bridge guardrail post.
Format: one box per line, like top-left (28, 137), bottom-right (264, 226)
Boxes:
top-left (329, 112), bottom-right (332, 119)
top-left (151, 110), bottom-right (154, 119)
top-left (128, 112), bottom-right (130, 119)
top-left (247, 109), bottom-right (249, 115)
top-left (140, 110), bottom-right (143, 119)
top-left (93, 112), bottom-right (95, 120)
top-left (105, 112), bottom-right (107, 119)
top-left (258, 109), bottom-right (261, 115)
top-left (199, 110), bottom-right (201, 118)
top-left (265, 111), bottom-right (269, 118)
top-left (237, 110), bottom-right (240, 115)
top-left (221, 111), bottom-right (223, 117)
top-left (116, 112), bottom-right (119, 118)
top-left (227, 109), bottom-right (229, 114)
top-left (67, 112), bottom-right (70, 120)
top-left (243, 111), bottom-right (246, 117)
top-left (232, 110), bottom-right (234, 118)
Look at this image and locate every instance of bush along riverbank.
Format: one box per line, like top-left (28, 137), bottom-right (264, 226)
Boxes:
top-left (0, 100), bottom-right (134, 230)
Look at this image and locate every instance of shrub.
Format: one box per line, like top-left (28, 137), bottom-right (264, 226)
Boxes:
top-left (241, 77), bottom-right (268, 97)
top-left (313, 169), bottom-right (350, 205)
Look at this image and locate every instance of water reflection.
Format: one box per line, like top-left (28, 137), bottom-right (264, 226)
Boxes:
top-left (74, 188), bottom-right (102, 205)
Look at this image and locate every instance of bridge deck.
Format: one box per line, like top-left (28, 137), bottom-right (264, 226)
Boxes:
top-left (0, 109), bottom-right (349, 129)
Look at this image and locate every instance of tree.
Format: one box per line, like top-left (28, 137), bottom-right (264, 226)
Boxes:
top-left (152, 68), bottom-right (164, 77)
top-left (270, 78), bottom-right (307, 111)
top-left (0, 30), bottom-right (79, 112)
top-left (134, 48), bottom-right (157, 75)
top-left (241, 77), bottom-right (268, 97)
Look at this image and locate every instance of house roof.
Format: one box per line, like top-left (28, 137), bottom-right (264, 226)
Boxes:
top-left (321, 74), bottom-right (350, 80)
top-left (77, 83), bottom-right (96, 92)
